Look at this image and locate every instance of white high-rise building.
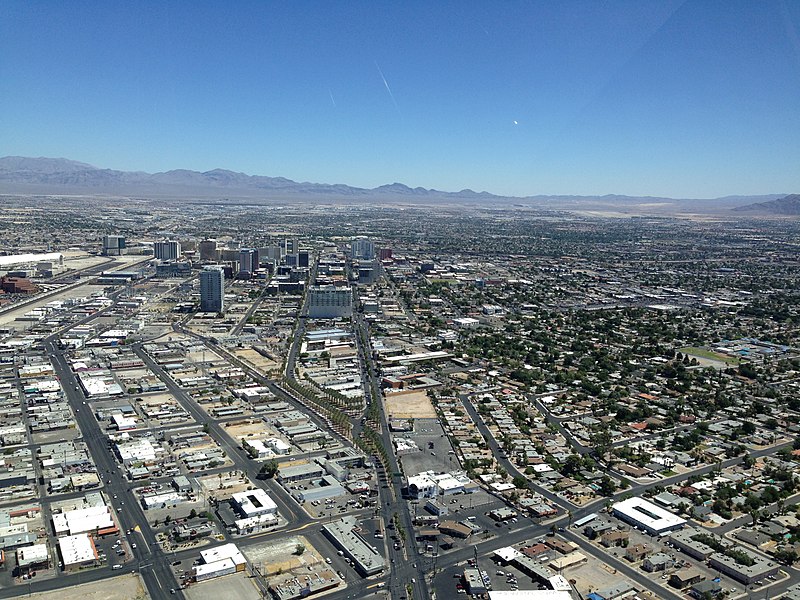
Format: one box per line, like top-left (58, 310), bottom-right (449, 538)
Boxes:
top-left (154, 240), bottom-right (181, 261)
top-left (308, 285), bottom-right (352, 319)
top-left (200, 266), bottom-right (225, 313)
top-left (351, 237), bottom-right (375, 260)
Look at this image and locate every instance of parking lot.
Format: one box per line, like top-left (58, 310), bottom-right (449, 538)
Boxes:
top-left (395, 418), bottom-right (462, 476)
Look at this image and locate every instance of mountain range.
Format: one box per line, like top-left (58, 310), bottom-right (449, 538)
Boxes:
top-left (0, 156), bottom-right (794, 214)
top-left (732, 193), bottom-right (800, 215)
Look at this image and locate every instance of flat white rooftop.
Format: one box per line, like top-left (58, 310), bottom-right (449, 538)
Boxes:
top-left (58, 533), bottom-right (97, 565)
top-left (232, 489), bottom-right (278, 517)
top-left (612, 496), bottom-right (686, 533)
top-left (200, 542), bottom-right (246, 566)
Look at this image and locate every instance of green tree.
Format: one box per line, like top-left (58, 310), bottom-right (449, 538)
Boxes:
top-left (260, 459), bottom-right (279, 479)
top-left (599, 475), bottom-right (616, 496)
top-left (774, 549), bottom-right (798, 565)
top-left (512, 476), bottom-right (528, 489)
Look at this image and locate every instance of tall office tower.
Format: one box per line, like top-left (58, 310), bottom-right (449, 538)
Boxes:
top-left (153, 240), bottom-right (181, 261)
top-left (351, 237), bottom-right (375, 260)
top-left (298, 250), bottom-right (310, 268)
top-left (198, 239), bottom-right (218, 262)
top-left (238, 248), bottom-right (258, 277)
top-left (102, 235), bottom-right (126, 256)
top-left (285, 238), bottom-right (299, 256)
top-left (265, 245), bottom-right (281, 262)
top-left (307, 285), bottom-right (353, 319)
top-left (200, 266), bottom-right (225, 312)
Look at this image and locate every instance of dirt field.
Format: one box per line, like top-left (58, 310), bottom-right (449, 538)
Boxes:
top-left (241, 535), bottom-right (326, 576)
top-left (197, 472), bottom-right (254, 501)
top-left (384, 390), bottom-right (437, 419)
top-left (569, 557), bottom-right (637, 598)
top-left (231, 348), bottom-right (279, 374)
top-left (225, 419), bottom-right (277, 442)
top-left (25, 573), bottom-right (148, 600)
top-left (183, 572), bottom-right (261, 600)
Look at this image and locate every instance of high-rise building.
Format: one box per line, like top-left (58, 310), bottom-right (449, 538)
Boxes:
top-left (102, 235), bottom-right (126, 256)
top-left (378, 247), bottom-right (393, 261)
top-left (285, 238), bottom-right (299, 256)
top-left (264, 245), bottom-right (281, 262)
top-left (298, 250), bottom-right (310, 268)
top-left (238, 248), bottom-right (258, 277)
top-left (351, 238), bottom-right (375, 260)
top-left (153, 240), bottom-right (181, 261)
top-left (307, 285), bottom-right (352, 319)
top-left (200, 267), bottom-right (225, 313)
top-left (198, 239), bottom-right (218, 262)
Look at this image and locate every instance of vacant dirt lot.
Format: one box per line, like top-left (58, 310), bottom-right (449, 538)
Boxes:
top-left (27, 573), bottom-right (148, 600)
top-left (384, 390), bottom-right (437, 418)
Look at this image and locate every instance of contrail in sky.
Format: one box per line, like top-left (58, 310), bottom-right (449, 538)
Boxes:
top-left (329, 89), bottom-right (336, 107)
top-left (375, 61), bottom-right (401, 116)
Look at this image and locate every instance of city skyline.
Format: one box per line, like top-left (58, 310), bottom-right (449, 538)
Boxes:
top-left (2, 1), bottom-right (800, 198)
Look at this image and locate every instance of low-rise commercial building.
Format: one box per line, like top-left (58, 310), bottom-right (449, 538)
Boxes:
top-left (708, 551), bottom-right (780, 585)
top-left (58, 533), bottom-right (98, 571)
top-left (321, 516), bottom-right (385, 576)
top-left (611, 497), bottom-right (686, 535)
top-left (193, 543), bottom-right (246, 581)
top-left (231, 489), bottom-right (278, 517)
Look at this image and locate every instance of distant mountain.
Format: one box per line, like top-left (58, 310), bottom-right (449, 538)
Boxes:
top-left (0, 156), bottom-right (788, 213)
top-left (0, 156), bottom-right (97, 173)
top-left (733, 193), bottom-right (800, 215)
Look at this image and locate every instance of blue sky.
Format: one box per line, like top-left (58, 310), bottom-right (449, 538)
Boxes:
top-left (2, 1), bottom-right (799, 198)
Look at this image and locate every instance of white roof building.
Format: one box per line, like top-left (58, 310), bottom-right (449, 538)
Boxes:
top-left (612, 496), bottom-right (686, 535)
top-left (266, 438), bottom-right (291, 455)
top-left (194, 558), bottom-right (236, 581)
top-left (493, 546), bottom-right (522, 562)
top-left (58, 533), bottom-right (97, 567)
top-left (17, 543), bottom-right (49, 567)
top-left (52, 504), bottom-right (114, 536)
top-left (198, 543), bottom-right (246, 578)
top-left (232, 489), bottom-right (278, 517)
top-left (115, 438), bottom-right (157, 465)
top-left (112, 414), bottom-right (137, 430)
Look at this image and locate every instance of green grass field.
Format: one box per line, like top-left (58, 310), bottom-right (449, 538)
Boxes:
top-left (679, 346), bottom-right (740, 365)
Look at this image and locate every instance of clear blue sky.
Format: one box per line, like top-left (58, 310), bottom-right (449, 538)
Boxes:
top-left (2, 1), bottom-right (799, 198)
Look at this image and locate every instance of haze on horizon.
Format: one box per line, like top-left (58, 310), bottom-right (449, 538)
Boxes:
top-left (1, 1), bottom-right (799, 199)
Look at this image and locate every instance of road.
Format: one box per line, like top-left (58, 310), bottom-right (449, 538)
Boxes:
top-left (131, 344), bottom-right (304, 527)
top-left (460, 393), bottom-right (570, 512)
top-left (40, 342), bottom-right (179, 600)
top-left (351, 287), bottom-right (431, 600)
